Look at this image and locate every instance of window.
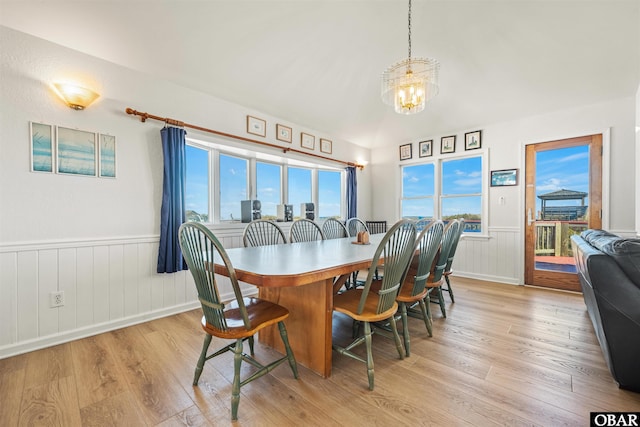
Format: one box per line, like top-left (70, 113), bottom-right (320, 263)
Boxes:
top-left (318, 170), bottom-right (341, 219)
top-left (288, 167), bottom-right (312, 218)
top-left (401, 154), bottom-right (484, 233)
top-left (186, 138), bottom-right (343, 223)
top-left (401, 163), bottom-right (435, 220)
top-left (185, 145), bottom-right (209, 222)
top-left (256, 162), bottom-right (282, 219)
top-left (441, 156), bottom-right (482, 232)
top-left (219, 153), bottom-right (248, 221)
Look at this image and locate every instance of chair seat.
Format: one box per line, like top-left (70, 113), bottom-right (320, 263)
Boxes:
top-left (425, 277), bottom-right (443, 289)
top-left (201, 297), bottom-right (289, 340)
top-left (370, 279), bottom-right (428, 303)
top-left (333, 289), bottom-right (398, 322)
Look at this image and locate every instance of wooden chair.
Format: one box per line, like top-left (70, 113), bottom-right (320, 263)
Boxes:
top-left (242, 219), bottom-right (287, 247)
top-left (346, 217), bottom-right (369, 237)
top-left (178, 222), bottom-right (298, 421)
top-left (346, 218), bottom-right (372, 284)
top-left (289, 218), bottom-right (325, 243)
top-left (442, 218), bottom-right (465, 303)
top-left (423, 220), bottom-right (461, 319)
top-left (394, 220), bottom-right (444, 352)
top-left (322, 218), bottom-right (349, 239)
top-left (332, 219), bottom-right (417, 390)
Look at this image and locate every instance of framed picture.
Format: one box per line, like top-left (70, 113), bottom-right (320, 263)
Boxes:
top-left (320, 138), bottom-right (332, 154)
top-left (301, 132), bottom-right (315, 150)
top-left (246, 115), bottom-right (266, 137)
top-left (276, 124), bottom-right (292, 143)
top-left (465, 130), bottom-right (482, 150)
top-left (30, 122), bottom-right (54, 173)
top-left (56, 126), bottom-right (97, 176)
top-left (491, 169), bottom-right (518, 187)
top-left (419, 140), bottom-right (432, 157)
top-left (99, 134), bottom-right (116, 178)
top-left (399, 143), bottom-right (412, 160)
top-left (441, 136), bottom-right (456, 154)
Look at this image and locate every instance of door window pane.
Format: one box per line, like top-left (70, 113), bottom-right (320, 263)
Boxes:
top-left (288, 167), bottom-right (312, 218)
top-left (185, 145), bottom-right (209, 222)
top-left (318, 170), bottom-right (341, 219)
top-left (219, 154), bottom-right (248, 221)
top-left (256, 162), bottom-right (281, 219)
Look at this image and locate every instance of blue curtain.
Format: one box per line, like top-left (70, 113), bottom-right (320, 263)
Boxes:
top-left (157, 126), bottom-right (188, 273)
top-left (346, 166), bottom-right (357, 219)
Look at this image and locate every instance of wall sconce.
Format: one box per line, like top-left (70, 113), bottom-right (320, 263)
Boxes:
top-left (52, 83), bottom-right (100, 110)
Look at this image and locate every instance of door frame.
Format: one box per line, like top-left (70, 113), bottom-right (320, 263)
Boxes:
top-left (518, 128), bottom-right (610, 286)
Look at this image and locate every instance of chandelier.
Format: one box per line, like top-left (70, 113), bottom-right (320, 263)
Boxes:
top-left (381, 0), bottom-right (440, 115)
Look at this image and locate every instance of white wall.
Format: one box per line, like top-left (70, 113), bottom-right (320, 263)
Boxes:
top-left (0, 27), bottom-right (371, 357)
top-left (371, 96), bottom-right (637, 284)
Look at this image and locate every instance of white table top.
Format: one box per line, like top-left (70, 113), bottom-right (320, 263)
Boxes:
top-left (214, 234), bottom-right (383, 287)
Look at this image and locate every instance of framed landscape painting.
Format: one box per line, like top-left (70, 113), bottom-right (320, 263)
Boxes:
top-left (99, 134), bottom-right (116, 178)
top-left (56, 126), bottom-right (97, 176)
top-left (30, 122), bottom-right (54, 172)
top-left (491, 169), bottom-right (518, 186)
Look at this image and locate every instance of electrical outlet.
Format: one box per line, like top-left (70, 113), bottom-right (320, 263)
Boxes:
top-left (50, 291), bottom-right (64, 308)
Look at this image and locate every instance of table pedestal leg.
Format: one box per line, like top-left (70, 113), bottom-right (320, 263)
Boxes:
top-left (258, 278), bottom-right (333, 378)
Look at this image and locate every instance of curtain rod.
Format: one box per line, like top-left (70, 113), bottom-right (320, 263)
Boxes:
top-left (125, 108), bottom-right (364, 170)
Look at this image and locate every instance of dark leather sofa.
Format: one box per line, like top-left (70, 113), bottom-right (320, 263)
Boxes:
top-left (571, 229), bottom-right (640, 391)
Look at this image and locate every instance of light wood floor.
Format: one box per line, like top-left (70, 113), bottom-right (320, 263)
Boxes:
top-left (2, 277), bottom-right (639, 426)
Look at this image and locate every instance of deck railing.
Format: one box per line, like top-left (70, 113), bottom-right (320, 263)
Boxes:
top-left (535, 221), bottom-right (588, 257)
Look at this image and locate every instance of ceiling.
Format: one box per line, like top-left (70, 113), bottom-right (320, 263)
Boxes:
top-left (1, 1), bottom-right (638, 149)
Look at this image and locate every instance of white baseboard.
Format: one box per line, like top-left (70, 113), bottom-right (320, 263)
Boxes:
top-left (0, 301), bottom-right (200, 359)
top-left (455, 271), bottom-right (521, 286)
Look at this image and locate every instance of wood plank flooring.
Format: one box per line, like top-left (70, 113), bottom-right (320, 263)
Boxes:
top-left (1, 277), bottom-right (639, 426)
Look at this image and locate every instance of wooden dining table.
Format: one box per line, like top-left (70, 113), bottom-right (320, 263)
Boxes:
top-left (212, 234), bottom-right (384, 378)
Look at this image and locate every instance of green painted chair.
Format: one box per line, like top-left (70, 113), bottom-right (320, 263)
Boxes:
top-left (289, 218), bottom-right (325, 243)
top-left (442, 218), bottom-right (465, 303)
top-left (423, 220), bottom-right (461, 319)
top-left (322, 217), bottom-right (349, 239)
top-left (178, 222), bottom-right (298, 421)
top-left (332, 219), bottom-right (417, 390)
top-left (395, 219), bottom-right (444, 353)
top-left (346, 217), bottom-right (369, 237)
top-left (346, 218), bottom-right (375, 284)
top-left (242, 219), bottom-right (287, 247)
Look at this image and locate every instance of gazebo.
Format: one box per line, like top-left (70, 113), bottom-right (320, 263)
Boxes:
top-left (538, 189), bottom-right (588, 220)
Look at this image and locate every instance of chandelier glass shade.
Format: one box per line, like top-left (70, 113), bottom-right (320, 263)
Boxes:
top-left (381, 57), bottom-right (439, 114)
top-left (381, 0), bottom-right (440, 115)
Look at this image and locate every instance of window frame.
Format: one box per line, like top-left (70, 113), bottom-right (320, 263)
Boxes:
top-left (400, 150), bottom-right (487, 235)
top-left (185, 137), bottom-right (345, 224)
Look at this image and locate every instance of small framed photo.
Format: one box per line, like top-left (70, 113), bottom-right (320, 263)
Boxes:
top-left (441, 136), bottom-right (456, 154)
top-left (246, 115), bottom-right (266, 137)
top-left (491, 169), bottom-right (518, 187)
top-left (399, 143), bottom-right (412, 160)
top-left (419, 140), bottom-right (432, 157)
top-left (276, 124), bottom-right (292, 143)
top-left (99, 134), bottom-right (116, 178)
top-left (320, 138), bottom-right (332, 154)
top-left (465, 130), bottom-right (482, 150)
top-left (301, 132), bottom-right (315, 150)
top-left (30, 122), bottom-right (55, 173)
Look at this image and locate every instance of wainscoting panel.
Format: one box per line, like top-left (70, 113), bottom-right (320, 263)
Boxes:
top-left (454, 227), bottom-right (522, 285)
top-left (0, 229), bottom-right (250, 358)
